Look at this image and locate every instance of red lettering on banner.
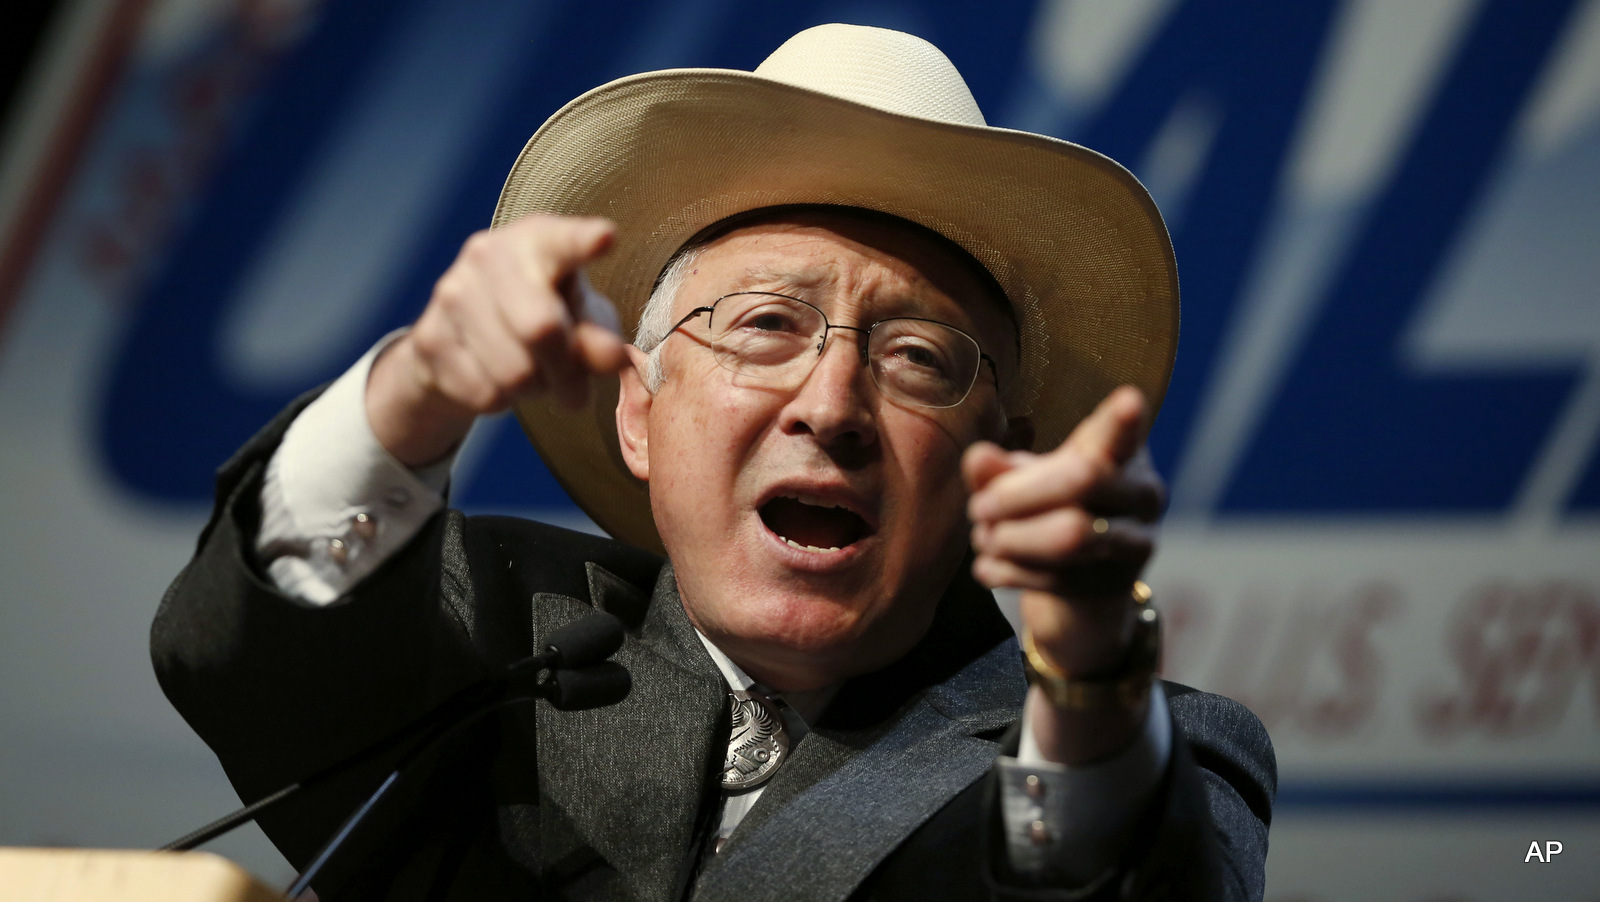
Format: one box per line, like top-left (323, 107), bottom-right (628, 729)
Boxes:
top-left (1158, 580), bottom-right (1214, 684)
top-left (1164, 580), bottom-right (1401, 737)
top-left (77, 0), bottom-right (313, 298)
top-left (1417, 580), bottom-right (1600, 737)
top-left (1303, 583), bottom-right (1399, 736)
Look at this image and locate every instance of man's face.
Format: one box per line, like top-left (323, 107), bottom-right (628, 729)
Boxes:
top-left (616, 209), bottom-right (1020, 691)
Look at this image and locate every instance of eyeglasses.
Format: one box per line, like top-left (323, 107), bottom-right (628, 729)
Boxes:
top-left (662, 292), bottom-right (1000, 410)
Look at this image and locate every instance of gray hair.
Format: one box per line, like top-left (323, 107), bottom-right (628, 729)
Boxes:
top-left (633, 244), bottom-right (705, 391)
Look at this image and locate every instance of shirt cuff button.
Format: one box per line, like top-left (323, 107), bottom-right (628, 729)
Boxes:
top-left (1028, 819), bottom-right (1051, 847)
top-left (327, 538), bottom-right (349, 565)
top-left (352, 511), bottom-right (377, 539)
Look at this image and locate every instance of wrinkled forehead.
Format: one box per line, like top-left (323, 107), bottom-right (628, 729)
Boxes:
top-left (674, 205), bottom-right (1021, 364)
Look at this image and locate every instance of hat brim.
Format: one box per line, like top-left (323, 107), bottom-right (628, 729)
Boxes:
top-left (494, 69), bottom-right (1178, 553)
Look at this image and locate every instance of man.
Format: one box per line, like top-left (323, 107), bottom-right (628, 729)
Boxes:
top-left (152, 24), bottom-right (1273, 901)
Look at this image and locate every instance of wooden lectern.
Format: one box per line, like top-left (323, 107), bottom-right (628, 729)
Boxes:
top-left (0, 848), bottom-right (286, 901)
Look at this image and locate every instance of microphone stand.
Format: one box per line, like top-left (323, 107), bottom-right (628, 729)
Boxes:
top-left (159, 678), bottom-right (501, 853)
top-left (158, 611), bottom-right (631, 898)
top-left (284, 685), bottom-right (537, 898)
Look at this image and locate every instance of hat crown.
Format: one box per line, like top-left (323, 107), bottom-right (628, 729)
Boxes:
top-left (753, 24), bottom-right (986, 127)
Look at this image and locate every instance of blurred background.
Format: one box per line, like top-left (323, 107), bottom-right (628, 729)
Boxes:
top-left (1, 0), bottom-right (1597, 898)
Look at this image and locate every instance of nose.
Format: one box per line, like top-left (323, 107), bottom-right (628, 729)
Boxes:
top-left (778, 328), bottom-right (878, 450)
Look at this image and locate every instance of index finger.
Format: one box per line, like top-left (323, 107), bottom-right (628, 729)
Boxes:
top-left (1064, 385), bottom-right (1147, 468)
top-left (510, 214), bottom-right (617, 273)
top-left (967, 387), bottom-right (1146, 522)
top-left (505, 215), bottom-right (618, 315)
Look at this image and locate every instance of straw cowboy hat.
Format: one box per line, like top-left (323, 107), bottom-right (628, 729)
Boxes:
top-left (493, 23), bottom-right (1178, 553)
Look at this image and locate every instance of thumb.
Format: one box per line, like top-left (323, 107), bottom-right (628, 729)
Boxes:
top-left (962, 441), bottom-right (1014, 496)
top-left (573, 321), bottom-right (630, 374)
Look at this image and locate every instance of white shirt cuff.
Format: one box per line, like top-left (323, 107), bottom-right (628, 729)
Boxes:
top-left (257, 330), bottom-right (455, 604)
top-left (997, 682), bottom-right (1172, 884)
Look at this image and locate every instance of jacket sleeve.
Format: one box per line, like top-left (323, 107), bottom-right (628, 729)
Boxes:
top-left (149, 388), bottom-right (495, 882)
top-left (983, 683), bottom-right (1277, 902)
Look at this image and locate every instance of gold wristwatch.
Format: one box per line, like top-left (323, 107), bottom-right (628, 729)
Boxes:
top-left (1020, 580), bottom-right (1160, 712)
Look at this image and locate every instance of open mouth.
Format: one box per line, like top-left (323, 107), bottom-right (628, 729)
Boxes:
top-left (758, 495), bottom-right (873, 554)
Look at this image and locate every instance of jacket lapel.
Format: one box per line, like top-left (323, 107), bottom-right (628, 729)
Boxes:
top-left (695, 569), bottom-right (1024, 902)
top-left (695, 638), bottom-right (1023, 902)
top-left (533, 563), bottom-right (726, 902)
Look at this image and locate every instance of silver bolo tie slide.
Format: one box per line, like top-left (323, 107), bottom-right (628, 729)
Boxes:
top-left (722, 689), bottom-right (791, 791)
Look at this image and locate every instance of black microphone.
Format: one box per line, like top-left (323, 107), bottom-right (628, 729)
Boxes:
top-left (539, 661), bottom-right (631, 710)
top-left (545, 612), bottom-right (626, 666)
top-left (521, 610), bottom-right (626, 672)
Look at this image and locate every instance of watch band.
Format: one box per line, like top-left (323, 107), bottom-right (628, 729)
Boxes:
top-left (1021, 580), bottom-right (1161, 712)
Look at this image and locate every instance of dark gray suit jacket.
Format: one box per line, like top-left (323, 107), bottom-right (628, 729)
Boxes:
top-left (151, 395), bottom-right (1276, 901)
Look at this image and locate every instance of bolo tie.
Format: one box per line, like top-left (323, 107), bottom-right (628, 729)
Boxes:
top-left (720, 688), bottom-right (792, 791)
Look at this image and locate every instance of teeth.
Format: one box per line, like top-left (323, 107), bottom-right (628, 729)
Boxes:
top-left (784, 493), bottom-right (853, 515)
top-left (780, 536), bottom-right (842, 553)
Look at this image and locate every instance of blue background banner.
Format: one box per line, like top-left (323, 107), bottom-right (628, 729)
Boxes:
top-left (2, 0), bottom-right (1597, 897)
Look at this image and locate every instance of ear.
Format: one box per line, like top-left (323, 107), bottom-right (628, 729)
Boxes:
top-left (616, 344), bottom-right (654, 481)
top-left (999, 415), bottom-right (1034, 452)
